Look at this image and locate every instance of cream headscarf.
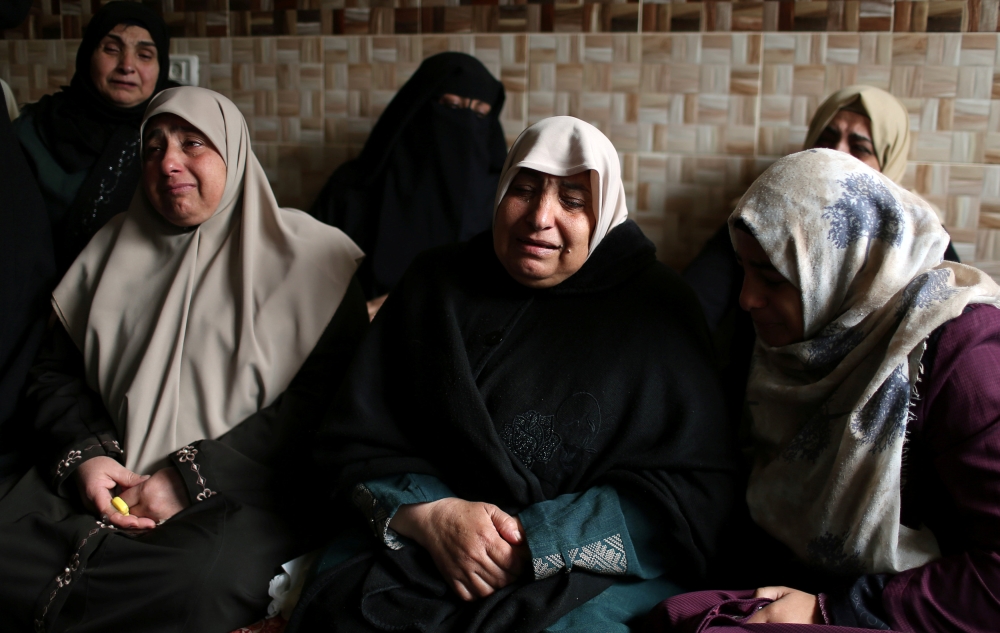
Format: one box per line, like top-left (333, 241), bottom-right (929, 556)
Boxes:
top-left (804, 86), bottom-right (910, 184)
top-left (494, 116), bottom-right (628, 257)
top-left (735, 149), bottom-right (1000, 575)
top-left (53, 87), bottom-right (363, 475)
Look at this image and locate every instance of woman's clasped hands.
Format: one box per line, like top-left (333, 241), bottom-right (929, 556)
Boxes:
top-left (75, 456), bottom-right (190, 530)
top-left (389, 498), bottom-right (530, 601)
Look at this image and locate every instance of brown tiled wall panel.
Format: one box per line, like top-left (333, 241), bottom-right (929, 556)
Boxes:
top-left (5, 1), bottom-right (1000, 274)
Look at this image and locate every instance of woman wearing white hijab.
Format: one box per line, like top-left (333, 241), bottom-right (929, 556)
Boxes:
top-left (286, 116), bottom-right (738, 633)
top-left (0, 87), bottom-right (367, 632)
top-left (651, 149), bottom-right (1000, 631)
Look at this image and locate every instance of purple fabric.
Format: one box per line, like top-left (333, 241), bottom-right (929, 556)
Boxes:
top-left (649, 305), bottom-right (1000, 632)
top-left (646, 589), bottom-right (887, 632)
top-left (883, 304), bottom-right (1000, 631)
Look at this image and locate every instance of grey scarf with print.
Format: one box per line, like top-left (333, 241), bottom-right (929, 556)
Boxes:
top-left (734, 148), bottom-right (1000, 575)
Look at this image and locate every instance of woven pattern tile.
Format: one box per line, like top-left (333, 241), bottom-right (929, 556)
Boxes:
top-left (7, 2), bottom-right (1000, 274)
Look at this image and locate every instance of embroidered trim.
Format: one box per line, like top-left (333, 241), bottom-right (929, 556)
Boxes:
top-left (54, 441), bottom-right (107, 480)
top-left (54, 437), bottom-right (126, 484)
top-left (175, 445), bottom-right (215, 501)
top-left (351, 483), bottom-right (404, 550)
top-left (55, 449), bottom-right (85, 479)
top-left (500, 410), bottom-right (561, 468)
top-left (533, 554), bottom-right (566, 579)
top-left (35, 521), bottom-right (116, 633)
top-left (531, 533), bottom-right (628, 580)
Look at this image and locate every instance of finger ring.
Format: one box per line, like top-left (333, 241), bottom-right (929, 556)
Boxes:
top-left (111, 496), bottom-right (130, 516)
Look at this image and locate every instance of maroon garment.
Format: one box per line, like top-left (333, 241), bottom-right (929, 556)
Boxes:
top-left (646, 589), bottom-right (884, 632)
top-left (885, 304), bottom-right (1000, 631)
top-left (649, 305), bottom-right (1000, 632)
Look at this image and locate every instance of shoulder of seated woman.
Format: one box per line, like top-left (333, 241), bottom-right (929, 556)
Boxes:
top-left (919, 304), bottom-right (1000, 446)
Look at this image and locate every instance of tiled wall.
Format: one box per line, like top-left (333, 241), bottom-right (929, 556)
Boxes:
top-left (4, 1), bottom-right (1000, 275)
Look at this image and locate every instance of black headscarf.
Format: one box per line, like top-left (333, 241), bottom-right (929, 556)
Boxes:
top-left (0, 0), bottom-right (31, 30)
top-left (310, 52), bottom-right (507, 299)
top-left (291, 224), bottom-right (738, 632)
top-left (24, 1), bottom-right (170, 273)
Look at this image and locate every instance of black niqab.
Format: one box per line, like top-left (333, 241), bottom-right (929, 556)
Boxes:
top-left (310, 52), bottom-right (507, 299)
top-left (23, 1), bottom-right (170, 274)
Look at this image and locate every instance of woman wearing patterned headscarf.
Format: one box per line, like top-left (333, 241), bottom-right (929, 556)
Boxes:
top-left (650, 148), bottom-right (1000, 632)
top-left (684, 85), bottom-right (958, 434)
top-left (0, 87), bottom-right (368, 632)
top-left (13, 1), bottom-right (173, 275)
top-left (288, 117), bottom-right (737, 633)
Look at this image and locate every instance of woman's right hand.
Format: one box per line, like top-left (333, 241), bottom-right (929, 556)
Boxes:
top-left (75, 456), bottom-right (157, 530)
top-left (389, 498), bottom-right (529, 601)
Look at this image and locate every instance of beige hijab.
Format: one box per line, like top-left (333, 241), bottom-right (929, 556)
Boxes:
top-left (735, 149), bottom-right (1000, 575)
top-left (494, 116), bottom-right (628, 257)
top-left (804, 86), bottom-right (910, 184)
top-left (53, 87), bottom-right (363, 475)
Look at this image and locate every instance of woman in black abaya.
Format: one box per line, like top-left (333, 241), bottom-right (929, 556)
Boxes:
top-left (13, 1), bottom-right (171, 275)
top-left (0, 23), bottom-right (56, 476)
top-left (310, 52), bottom-right (507, 316)
top-left (290, 117), bottom-right (737, 633)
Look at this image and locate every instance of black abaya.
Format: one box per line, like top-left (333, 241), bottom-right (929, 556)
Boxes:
top-left (291, 222), bottom-right (738, 632)
top-left (0, 95), bottom-right (56, 477)
top-left (0, 280), bottom-right (368, 633)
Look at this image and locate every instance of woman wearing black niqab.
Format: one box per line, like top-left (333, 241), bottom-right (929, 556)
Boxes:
top-left (13, 1), bottom-right (170, 275)
top-left (310, 52), bottom-right (507, 305)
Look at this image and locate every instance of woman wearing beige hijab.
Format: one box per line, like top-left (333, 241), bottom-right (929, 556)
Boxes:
top-left (805, 85), bottom-right (910, 183)
top-left (0, 87), bottom-right (368, 633)
top-left (286, 117), bottom-right (737, 633)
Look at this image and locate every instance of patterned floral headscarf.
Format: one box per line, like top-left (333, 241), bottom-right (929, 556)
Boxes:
top-left (734, 149), bottom-right (1000, 575)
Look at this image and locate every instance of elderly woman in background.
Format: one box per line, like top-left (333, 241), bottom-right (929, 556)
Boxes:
top-left (652, 148), bottom-right (1000, 632)
top-left (0, 87), bottom-right (368, 633)
top-left (14, 1), bottom-right (172, 275)
top-left (310, 52), bottom-right (507, 318)
top-left (682, 85), bottom-right (957, 432)
top-left (287, 117), bottom-right (737, 633)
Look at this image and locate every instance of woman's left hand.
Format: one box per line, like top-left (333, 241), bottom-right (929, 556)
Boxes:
top-left (745, 586), bottom-right (822, 624)
top-left (117, 467), bottom-right (191, 524)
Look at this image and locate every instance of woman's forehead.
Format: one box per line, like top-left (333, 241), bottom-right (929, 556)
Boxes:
top-left (514, 168), bottom-right (591, 189)
top-left (144, 112), bottom-right (200, 136)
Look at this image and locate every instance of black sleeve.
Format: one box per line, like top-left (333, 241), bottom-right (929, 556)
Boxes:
top-left (168, 277), bottom-right (369, 509)
top-left (821, 574), bottom-right (892, 630)
top-left (681, 225), bottom-right (740, 333)
top-left (944, 240), bottom-right (960, 263)
top-left (25, 321), bottom-right (124, 497)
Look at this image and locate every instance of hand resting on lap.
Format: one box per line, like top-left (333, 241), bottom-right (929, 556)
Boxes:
top-left (75, 456), bottom-right (155, 530)
top-left (118, 466), bottom-right (190, 525)
top-left (389, 498), bottom-right (530, 601)
top-left (746, 586), bottom-right (821, 624)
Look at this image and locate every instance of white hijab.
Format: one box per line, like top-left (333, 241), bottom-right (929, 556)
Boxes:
top-left (494, 116), bottom-right (628, 256)
top-left (53, 87), bottom-right (363, 475)
top-left (736, 149), bottom-right (1000, 574)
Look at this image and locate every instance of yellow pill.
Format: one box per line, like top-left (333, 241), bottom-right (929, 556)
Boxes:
top-left (111, 496), bottom-right (129, 516)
